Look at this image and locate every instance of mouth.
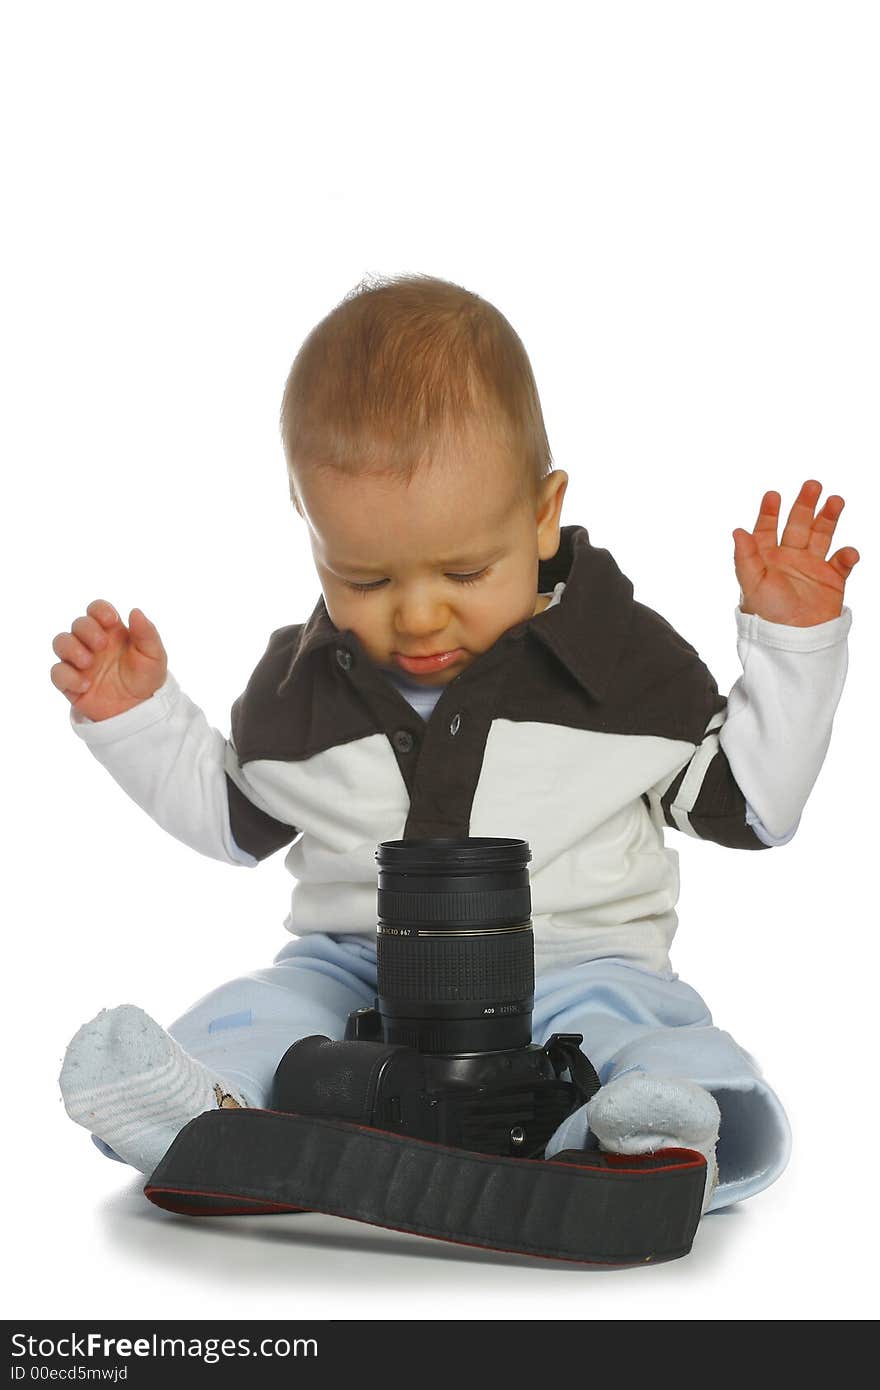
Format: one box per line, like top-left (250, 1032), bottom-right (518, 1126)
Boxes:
top-left (392, 648), bottom-right (464, 675)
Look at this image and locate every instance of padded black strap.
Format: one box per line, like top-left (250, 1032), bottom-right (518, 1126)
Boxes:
top-left (144, 1107), bottom-right (706, 1266)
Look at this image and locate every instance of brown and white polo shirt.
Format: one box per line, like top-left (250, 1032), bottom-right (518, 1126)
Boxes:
top-left (71, 524), bottom-right (852, 973)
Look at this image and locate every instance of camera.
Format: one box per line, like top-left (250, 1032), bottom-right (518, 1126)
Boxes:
top-left (269, 838), bottom-right (600, 1158)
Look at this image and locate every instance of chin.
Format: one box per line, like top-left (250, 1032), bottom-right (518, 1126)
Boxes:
top-left (403, 664), bottom-right (460, 683)
top-left (426, 666), bottom-right (465, 683)
top-left (401, 658), bottom-right (470, 684)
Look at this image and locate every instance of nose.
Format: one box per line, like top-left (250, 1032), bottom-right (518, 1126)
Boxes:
top-left (393, 587), bottom-right (451, 643)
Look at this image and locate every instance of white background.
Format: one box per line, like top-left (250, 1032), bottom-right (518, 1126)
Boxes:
top-left (4, 0), bottom-right (877, 1323)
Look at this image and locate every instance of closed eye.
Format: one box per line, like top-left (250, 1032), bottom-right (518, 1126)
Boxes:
top-left (344, 568), bottom-right (490, 594)
top-left (449, 568), bottom-right (490, 587)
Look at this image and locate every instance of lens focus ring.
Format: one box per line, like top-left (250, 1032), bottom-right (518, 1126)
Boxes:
top-left (377, 884), bottom-right (530, 927)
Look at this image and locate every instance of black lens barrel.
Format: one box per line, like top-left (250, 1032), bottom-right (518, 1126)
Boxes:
top-left (375, 838), bottom-right (534, 1053)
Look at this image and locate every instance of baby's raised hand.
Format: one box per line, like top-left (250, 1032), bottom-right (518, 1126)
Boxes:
top-left (732, 480), bottom-right (860, 626)
top-left (50, 600), bottom-right (168, 721)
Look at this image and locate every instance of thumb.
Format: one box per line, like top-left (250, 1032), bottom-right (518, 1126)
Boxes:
top-left (732, 528), bottom-right (765, 594)
top-left (128, 608), bottom-right (165, 658)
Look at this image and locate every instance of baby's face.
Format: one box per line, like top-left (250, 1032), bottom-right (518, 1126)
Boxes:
top-left (294, 435), bottom-right (567, 686)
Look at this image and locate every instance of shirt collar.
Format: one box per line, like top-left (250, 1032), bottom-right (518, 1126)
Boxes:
top-left (287, 524), bottom-right (635, 703)
top-left (528, 525), bottom-right (635, 701)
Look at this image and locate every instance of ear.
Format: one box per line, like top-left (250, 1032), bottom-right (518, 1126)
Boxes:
top-left (536, 470), bottom-right (568, 561)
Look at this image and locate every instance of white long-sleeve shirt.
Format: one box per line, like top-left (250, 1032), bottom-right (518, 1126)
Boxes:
top-left (70, 525), bottom-right (852, 972)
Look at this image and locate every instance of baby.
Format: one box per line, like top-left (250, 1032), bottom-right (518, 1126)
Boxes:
top-left (52, 273), bottom-right (859, 1217)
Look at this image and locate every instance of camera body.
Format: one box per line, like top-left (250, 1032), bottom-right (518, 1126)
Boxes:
top-left (268, 838), bottom-right (600, 1159)
top-left (271, 1012), bottom-right (591, 1158)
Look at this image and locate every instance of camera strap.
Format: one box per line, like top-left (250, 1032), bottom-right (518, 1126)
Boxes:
top-left (144, 1107), bottom-right (707, 1266)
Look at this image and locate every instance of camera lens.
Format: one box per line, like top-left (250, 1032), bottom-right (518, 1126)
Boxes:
top-left (374, 837), bottom-right (534, 1053)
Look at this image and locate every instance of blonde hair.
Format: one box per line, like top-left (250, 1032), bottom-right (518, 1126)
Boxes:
top-left (280, 272), bottom-right (553, 508)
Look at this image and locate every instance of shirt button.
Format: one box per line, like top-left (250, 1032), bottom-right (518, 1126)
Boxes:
top-left (393, 730), bottom-right (415, 754)
top-left (335, 648), bottom-right (353, 671)
top-left (449, 713), bottom-right (462, 736)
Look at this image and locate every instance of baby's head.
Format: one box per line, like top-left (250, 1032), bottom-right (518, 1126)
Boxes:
top-left (280, 273), bottom-right (568, 686)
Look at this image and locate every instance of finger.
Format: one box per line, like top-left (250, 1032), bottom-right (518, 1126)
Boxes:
top-left (50, 660), bottom-right (91, 697)
top-left (806, 495), bottom-right (845, 559)
top-left (752, 490), bottom-right (781, 536)
top-left (747, 491), bottom-right (781, 556)
top-left (732, 527), bottom-right (766, 596)
top-left (86, 599), bottom-right (121, 628)
top-left (780, 479), bottom-right (823, 548)
top-left (52, 631), bottom-right (95, 670)
top-left (827, 546), bottom-right (860, 582)
top-left (71, 614), bottom-right (109, 651)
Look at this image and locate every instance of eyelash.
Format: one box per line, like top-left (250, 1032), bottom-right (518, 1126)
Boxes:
top-left (344, 569), bottom-right (490, 595)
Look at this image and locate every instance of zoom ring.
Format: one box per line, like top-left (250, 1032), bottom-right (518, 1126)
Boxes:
top-left (377, 929), bottom-right (534, 1003)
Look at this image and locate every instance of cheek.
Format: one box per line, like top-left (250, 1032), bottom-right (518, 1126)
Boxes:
top-left (466, 589), bottom-right (502, 621)
top-left (327, 592), bottom-right (389, 650)
top-left (464, 581), bottom-right (526, 635)
top-left (321, 584), bottom-right (355, 629)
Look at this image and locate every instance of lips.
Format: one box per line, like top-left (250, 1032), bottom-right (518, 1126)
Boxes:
top-left (393, 648), bottom-right (464, 675)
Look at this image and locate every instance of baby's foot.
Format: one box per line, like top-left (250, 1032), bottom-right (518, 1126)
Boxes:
top-left (586, 1072), bottom-right (721, 1214)
top-left (59, 1004), bottom-right (252, 1175)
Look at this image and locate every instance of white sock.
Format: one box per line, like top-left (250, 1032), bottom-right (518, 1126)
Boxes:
top-left (59, 1004), bottom-right (252, 1175)
top-left (586, 1072), bottom-right (721, 1215)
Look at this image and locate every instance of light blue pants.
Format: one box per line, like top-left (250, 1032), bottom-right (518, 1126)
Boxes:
top-left (95, 933), bottom-right (791, 1212)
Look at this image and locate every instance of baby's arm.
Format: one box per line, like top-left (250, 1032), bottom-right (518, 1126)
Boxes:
top-left (650, 481), bottom-right (858, 846)
top-left (651, 611), bottom-right (850, 845)
top-left (718, 607), bottom-right (850, 842)
top-left (722, 480), bottom-right (859, 839)
top-left (51, 600), bottom-right (297, 866)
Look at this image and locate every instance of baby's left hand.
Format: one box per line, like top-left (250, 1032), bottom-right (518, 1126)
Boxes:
top-left (732, 479), bottom-right (861, 626)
